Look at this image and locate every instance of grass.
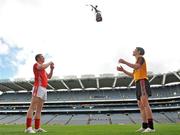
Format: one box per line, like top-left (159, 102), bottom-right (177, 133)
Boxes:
top-left (0, 124), bottom-right (180, 135)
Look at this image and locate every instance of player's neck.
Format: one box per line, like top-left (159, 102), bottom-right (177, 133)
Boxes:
top-left (135, 55), bottom-right (142, 60)
top-left (37, 61), bottom-right (43, 64)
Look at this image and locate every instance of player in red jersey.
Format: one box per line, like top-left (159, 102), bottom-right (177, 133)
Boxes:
top-left (25, 54), bottom-right (54, 133)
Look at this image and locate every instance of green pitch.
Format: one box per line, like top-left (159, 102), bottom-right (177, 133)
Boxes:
top-left (0, 124), bottom-right (180, 135)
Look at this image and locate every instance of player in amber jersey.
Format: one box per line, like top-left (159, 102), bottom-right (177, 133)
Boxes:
top-left (25, 54), bottom-right (54, 133)
top-left (117, 47), bottom-right (155, 133)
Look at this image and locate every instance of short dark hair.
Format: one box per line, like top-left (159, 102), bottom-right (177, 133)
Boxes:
top-left (35, 54), bottom-right (42, 61)
top-left (136, 47), bottom-right (145, 55)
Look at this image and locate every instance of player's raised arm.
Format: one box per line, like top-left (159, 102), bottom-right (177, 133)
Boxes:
top-left (37, 62), bottom-right (53, 70)
top-left (117, 66), bottom-right (133, 78)
top-left (34, 54), bottom-right (53, 70)
top-left (47, 63), bottom-right (54, 79)
top-left (119, 59), bottom-right (141, 70)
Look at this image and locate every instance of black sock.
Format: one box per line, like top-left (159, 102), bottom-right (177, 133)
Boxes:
top-left (142, 122), bottom-right (148, 129)
top-left (148, 119), bottom-right (154, 129)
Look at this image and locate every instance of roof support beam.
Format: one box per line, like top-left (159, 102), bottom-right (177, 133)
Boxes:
top-left (78, 79), bottom-right (84, 90)
top-left (9, 82), bottom-right (26, 91)
top-left (149, 75), bottom-right (157, 83)
top-left (0, 84), bottom-right (13, 92)
top-left (47, 83), bottom-right (55, 90)
top-left (112, 77), bottom-right (117, 88)
top-left (60, 80), bottom-right (70, 90)
top-left (128, 79), bottom-right (134, 88)
top-left (173, 72), bottom-right (180, 81)
top-left (96, 78), bottom-right (99, 89)
top-left (162, 74), bottom-right (166, 86)
top-left (27, 81), bottom-right (33, 87)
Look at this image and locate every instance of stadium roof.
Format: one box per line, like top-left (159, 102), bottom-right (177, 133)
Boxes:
top-left (0, 70), bottom-right (180, 92)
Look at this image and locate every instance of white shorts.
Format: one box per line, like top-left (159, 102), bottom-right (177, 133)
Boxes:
top-left (32, 86), bottom-right (47, 101)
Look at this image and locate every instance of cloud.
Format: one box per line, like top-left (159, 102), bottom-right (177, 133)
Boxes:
top-left (0, 38), bottom-right (24, 79)
top-left (13, 48), bottom-right (52, 80)
top-left (0, 0), bottom-right (180, 80)
top-left (0, 38), bottom-right (9, 55)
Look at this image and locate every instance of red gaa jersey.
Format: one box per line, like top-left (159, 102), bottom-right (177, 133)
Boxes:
top-left (33, 63), bottom-right (48, 88)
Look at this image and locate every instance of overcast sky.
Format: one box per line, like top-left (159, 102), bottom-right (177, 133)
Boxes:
top-left (0, 0), bottom-right (180, 80)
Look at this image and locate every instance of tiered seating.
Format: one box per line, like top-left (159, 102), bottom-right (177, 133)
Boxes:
top-left (0, 83), bottom-right (180, 125)
top-left (1, 84), bottom-right (180, 102)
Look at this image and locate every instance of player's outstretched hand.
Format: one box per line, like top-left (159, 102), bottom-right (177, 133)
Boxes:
top-left (118, 59), bottom-right (126, 64)
top-left (50, 63), bottom-right (54, 70)
top-left (117, 66), bottom-right (124, 72)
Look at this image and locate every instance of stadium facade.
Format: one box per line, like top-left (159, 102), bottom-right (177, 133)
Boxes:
top-left (0, 71), bottom-right (180, 125)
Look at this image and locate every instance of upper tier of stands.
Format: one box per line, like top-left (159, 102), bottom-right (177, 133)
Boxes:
top-left (0, 70), bottom-right (180, 93)
top-left (0, 84), bottom-right (179, 102)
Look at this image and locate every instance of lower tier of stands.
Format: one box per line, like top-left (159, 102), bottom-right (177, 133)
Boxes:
top-left (0, 112), bottom-right (180, 125)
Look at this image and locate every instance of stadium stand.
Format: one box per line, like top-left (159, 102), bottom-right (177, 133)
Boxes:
top-left (0, 71), bottom-right (180, 125)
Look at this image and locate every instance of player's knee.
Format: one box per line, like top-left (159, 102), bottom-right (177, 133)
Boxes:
top-left (35, 110), bottom-right (42, 116)
top-left (144, 104), bottom-right (151, 109)
top-left (138, 102), bottom-right (144, 109)
top-left (36, 106), bottom-right (43, 113)
top-left (139, 100), bottom-right (149, 109)
top-left (29, 105), bottom-right (36, 111)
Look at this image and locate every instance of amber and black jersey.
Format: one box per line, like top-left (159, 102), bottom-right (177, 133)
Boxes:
top-left (133, 57), bottom-right (148, 81)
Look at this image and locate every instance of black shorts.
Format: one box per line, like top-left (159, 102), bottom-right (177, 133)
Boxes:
top-left (135, 79), bottom-right (151, 100)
